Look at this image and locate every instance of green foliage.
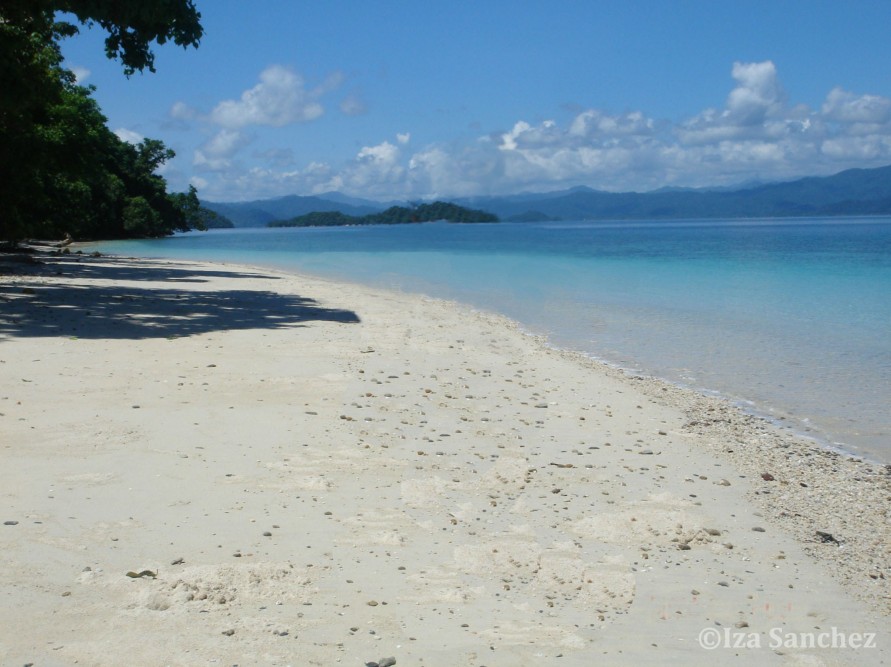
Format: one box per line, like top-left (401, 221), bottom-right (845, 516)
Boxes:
top-left (270, 202), bottom-right (499, 228)
top-left (0, 0), bottom-right (205, 242)
top-left (1, 0), bottom-right (202, 75)
top-left (195, 207), bottom-right (235, 229)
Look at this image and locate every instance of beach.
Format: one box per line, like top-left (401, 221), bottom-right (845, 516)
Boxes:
top-left (1, 252), bottom-right (888, 666)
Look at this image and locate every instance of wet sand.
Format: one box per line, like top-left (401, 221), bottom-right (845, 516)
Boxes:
top-left (1, 253), bottom-right (888, 666)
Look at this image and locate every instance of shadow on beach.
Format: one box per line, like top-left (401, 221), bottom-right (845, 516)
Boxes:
top-left (0, 256), bottom-right (360, 340)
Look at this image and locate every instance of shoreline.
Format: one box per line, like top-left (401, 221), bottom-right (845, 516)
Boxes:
top-left (1, 251), bottom-right (888, 665)
top-left (84, 228), bottom-right (891, 467)
top-left (479, 313), bottom-right (882, 467)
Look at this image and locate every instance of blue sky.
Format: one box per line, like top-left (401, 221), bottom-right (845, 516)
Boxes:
top-left (60, 1), bottom-right (891, 202)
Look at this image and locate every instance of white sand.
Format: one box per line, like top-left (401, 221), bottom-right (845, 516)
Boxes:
top-left (1, 253), bottom-right (888, 666)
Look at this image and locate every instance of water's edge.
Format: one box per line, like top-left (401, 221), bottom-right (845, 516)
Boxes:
top-left (85, 244), bottom-right (887, 465)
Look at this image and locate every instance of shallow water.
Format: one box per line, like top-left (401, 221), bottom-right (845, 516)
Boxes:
top-left (94, 217), bottom-right (891, 462)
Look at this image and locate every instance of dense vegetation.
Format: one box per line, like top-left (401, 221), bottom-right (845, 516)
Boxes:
top-left (195, 208), bottom-right (235, 229)
top-left (269, 201), bottom-right (499, 227)
top-left (0, 1), bottom-right (206, 243)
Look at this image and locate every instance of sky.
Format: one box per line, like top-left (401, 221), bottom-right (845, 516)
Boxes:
top-left (60, 0), bottom-right (891, 203)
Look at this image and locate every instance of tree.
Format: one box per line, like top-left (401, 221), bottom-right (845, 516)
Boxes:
top-left (0, 0), bottom-right (203, 75)
top-left (0, 1), bottom-right (205, 242)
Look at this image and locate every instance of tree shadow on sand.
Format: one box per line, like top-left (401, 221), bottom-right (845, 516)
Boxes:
top-left (0, 256), bottom-right (360, 340)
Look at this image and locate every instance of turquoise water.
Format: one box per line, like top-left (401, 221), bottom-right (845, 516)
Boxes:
top-left (94, 217), bottom-right (891, 462)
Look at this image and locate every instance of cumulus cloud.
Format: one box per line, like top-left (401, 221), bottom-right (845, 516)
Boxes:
top-left (726, 61), bottom-right (785, 125)
top-left (190, 60), bottom-right (891, 201)
top-left (193, 129), bottom-right (252, 171)
top-left (822, 88), bottom-right (891, 129)
top-left (210, 65), bottom-right (333, 129)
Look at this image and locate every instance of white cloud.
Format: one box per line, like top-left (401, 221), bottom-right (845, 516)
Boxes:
top-left (340, 93), bottom-right (367, 116)
top-left (822, 87), bottom-right (891, 129)
top-left (345, 141), bottom-right (405, 194)
top-left (114, 128), bottom-right (144, 145)
top-left (203, 129), bottom-right (250, 158)
top-left (71, 66), bottom-right (90, 84)
top-left (190, 60), bottom-right (891, 201)
top-left (170, 101), bottom-right (199, 121)
top-left (210, 65), bottom-right (331, 129)
top-left (569, 110), bottom-right (654, 139)
top-left (726, 60), bottom-right (785, 125)
top-left (192, 129), bottom-right (253, 172)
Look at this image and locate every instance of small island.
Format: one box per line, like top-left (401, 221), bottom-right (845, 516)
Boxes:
top-left (268, 201), bottom-right (499, 228)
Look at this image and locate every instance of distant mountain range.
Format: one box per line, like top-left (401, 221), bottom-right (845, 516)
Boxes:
top-left (202, 164), bottom-right (891, 227)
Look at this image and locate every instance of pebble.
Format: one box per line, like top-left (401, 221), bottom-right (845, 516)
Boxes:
top-left (816, 530), bottom-right (841, 545)
top-left (3, 520), bottom-right (18, 526)
top-left (366, 600), bottom-right (379, 606)
top-left (366, 659), bottom-right (396, 667)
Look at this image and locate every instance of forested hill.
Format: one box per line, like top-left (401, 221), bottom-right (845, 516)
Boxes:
top-left (453, 164), bottom-right (891, 221)
top-left (268, 202), bottom-right (499, 227)
top-left (205, 164), bottom-right (891, 227)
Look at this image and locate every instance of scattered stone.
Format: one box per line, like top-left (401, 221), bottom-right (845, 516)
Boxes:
top-left (3, 520), bottom-right (18, 526)
top-left (170, 557), bottom-right (184, 565)
top-left (816, 530), bottom-right (841, 545)
top-left (639, 449), bottom-right (654, 455)
top-left (378, 658), bottom-right (397, 667)
top-left (751, 527), bottom-right (766, 533)
top-left (717, 581), bottom-right (730, 587)
top-left (734, 621), bottom-right (749, 628)
top-left (125, 570), bottom-right (157, 579)
top-left (761, 472), bottom-right (775, 481)
top-left (703, 528), bottom-right (722, 536)
top-left (221, 629), bottom-right (235, 636)
top-left (366, 600), bottom-right (379, 606)
top-left (717, 479), bottom-right (731, 486)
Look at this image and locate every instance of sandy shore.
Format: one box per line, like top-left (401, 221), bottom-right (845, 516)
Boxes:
top-left (1, 252), bottom-right (888, 666)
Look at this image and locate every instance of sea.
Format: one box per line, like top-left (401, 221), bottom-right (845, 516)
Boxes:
top-left (92, 216), bottom-right (891, 464)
